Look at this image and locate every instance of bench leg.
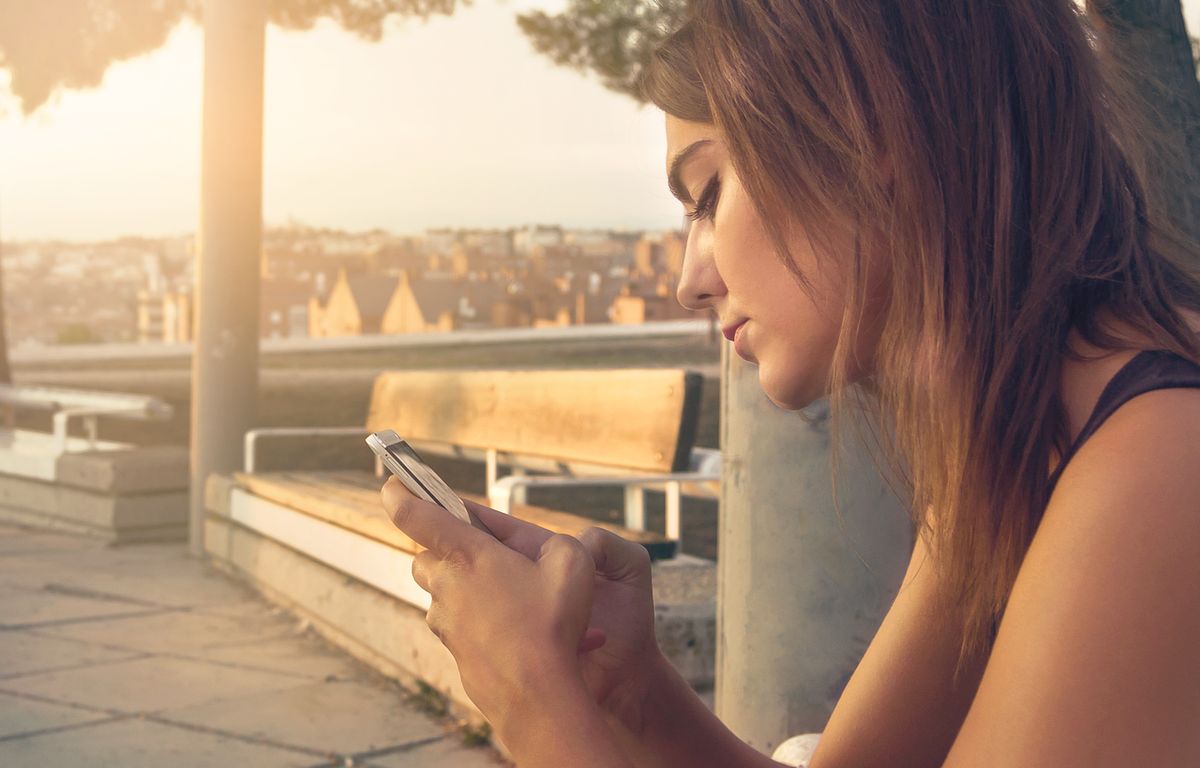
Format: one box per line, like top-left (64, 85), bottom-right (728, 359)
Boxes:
top-left (510, 468), bottom-right (527, 505)
top-left (666, 481), bottom-right (682, 550)
top-left (624, 486), bottom-right (645, 531)
top-left (486, 448), bottom-right (498, 497)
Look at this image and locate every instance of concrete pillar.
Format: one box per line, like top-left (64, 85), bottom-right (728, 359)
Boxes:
top-left (714, 345), bottom-right (911, 753)
top-left (189, 0), bottom-right (267, 555)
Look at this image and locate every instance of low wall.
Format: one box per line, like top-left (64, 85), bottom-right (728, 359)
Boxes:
top-left (12, 327), bottom-right (723, 556)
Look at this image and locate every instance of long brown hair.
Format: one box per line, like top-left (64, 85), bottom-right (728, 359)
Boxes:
top-left (643, 0), bottom-right (1200, 669)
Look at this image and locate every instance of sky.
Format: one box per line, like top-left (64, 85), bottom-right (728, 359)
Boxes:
top-left (0, 1), bottom-right (1198, 242)
top-left (0, 0), bottom-right (680, 242)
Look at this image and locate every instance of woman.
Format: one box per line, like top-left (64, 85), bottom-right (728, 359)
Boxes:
top-left (382, 1), bottom-right (1200, 765)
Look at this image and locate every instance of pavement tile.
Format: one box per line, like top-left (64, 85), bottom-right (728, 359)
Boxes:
top-left (0, 587), bottom-right (159, 629)
top-left (0, 531), bottom-right (95, 556)
top-left (0, 690), bottom-right (109, 740)
top-left (0, 655), bottom-right (308, 714)
top-left (368, 737), bottom-right (507, 767)
top-left (163, 678), bottom-right (446, 756)
top-left (0, 555), bottom-right (72, 588)
top-left (0, 630), bottom-right (143, 680)
top-left (188, 596), bottom-right (289, 620)
top-left (35, 603), bottom-right (293, 656)
top-left (0, 716), bottom-right (317, 768)
top-left (36, 565), bottom-right (257, 611)
top-left (3, 542), bottom-right (181, 574)
top-left (182, 632), bottom-right (362, 681)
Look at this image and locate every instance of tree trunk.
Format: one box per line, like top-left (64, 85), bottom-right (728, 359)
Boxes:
top-left (1088, 0), bottom-right (1200, 247)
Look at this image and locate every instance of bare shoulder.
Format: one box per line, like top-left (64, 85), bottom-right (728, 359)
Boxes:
top-left (943, 387), bottom-right (1200, 767)
top-left (1060, 383), bottom-right (1200, 500)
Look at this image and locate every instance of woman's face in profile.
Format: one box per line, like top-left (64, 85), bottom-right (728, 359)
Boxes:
top-left (666, 114), bottom-right (861, 410)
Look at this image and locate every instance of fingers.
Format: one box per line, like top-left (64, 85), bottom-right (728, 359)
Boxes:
top-left (465, 499), bottom-right (555, 560)
top-left (537, 533), bottom-right (597, 594)
top-left (411, 549), bottom-right (437, 593)
top-left (577, 527), bottom-right (652, 586)
top-left (382, 476), bottom-right (488, 560)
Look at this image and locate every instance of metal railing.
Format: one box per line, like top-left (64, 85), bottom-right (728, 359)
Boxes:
top-left (0, 384), bottom-right (173, 453)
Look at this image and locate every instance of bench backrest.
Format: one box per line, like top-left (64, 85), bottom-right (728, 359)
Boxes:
top-left (365, 369), bottom-right (703, 473)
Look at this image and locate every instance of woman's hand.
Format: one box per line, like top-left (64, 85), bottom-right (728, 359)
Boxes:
top-left (380, 477), bottom-right (662, 745)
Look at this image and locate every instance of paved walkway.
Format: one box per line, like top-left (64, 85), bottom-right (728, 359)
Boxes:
top-left (0, 522), bottom-right (505, 767)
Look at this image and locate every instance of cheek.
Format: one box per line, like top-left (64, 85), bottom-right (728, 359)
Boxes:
top-left (709, 177), bottom-right (851, 408)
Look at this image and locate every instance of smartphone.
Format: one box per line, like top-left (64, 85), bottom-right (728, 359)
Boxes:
top-left (366, 430), bottom-right (494, 535)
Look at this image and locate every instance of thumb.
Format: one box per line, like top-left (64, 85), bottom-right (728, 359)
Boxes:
top-left (577, 527), bottom-right (652, 587)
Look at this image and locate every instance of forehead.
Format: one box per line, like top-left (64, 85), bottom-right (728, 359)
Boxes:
top-left (665, 114), bottom-right (719, 165)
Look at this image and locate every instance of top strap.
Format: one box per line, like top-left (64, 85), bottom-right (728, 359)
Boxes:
top-left (1046, 349), bottom-right (1200, 496)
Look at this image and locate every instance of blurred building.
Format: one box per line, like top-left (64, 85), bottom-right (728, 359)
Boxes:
top-left (261, 279), bottom-right (312, 339)
top-left (387, 273), bottom-right (506, 333)
top-left (309, 268), bottom-right (399, 337)
top-left (136, 289), bottom-right (164, 344)
top-left (610, 279), bottom-right (700, 325)
top-left (513, 224), bottom-right (563, 256)
top-left (162, 289), bottom-right (192, 344)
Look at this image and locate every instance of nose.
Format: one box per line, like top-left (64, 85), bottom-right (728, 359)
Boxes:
top-left (675, 223), bottom-right (726, 311)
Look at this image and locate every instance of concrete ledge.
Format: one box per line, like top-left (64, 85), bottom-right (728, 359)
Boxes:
top-left (55, 446), bottom-right (189, 494)
top-left (0, 474), bottom-right (186, 539)
top-left (0, 503), bottom-right (187, 543)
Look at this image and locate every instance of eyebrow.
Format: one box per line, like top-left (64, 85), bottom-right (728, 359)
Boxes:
top-left (667, 139), bottom-right (715, 205)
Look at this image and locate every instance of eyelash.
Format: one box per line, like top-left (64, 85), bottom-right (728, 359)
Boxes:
top-left (686, 176), bottom-right (722, 223)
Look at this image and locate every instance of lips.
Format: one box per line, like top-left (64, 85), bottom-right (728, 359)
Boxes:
top-left (722, 319), bottom-right (747, 342)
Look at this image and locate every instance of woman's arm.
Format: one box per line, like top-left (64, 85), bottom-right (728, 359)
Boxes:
top-left (497, 667), bottom-right (638, 768)
top-left (942, 389), bottom-right (1200, 766)
top-left (600, 646), bottom-right (783, 768)
top-left (807, 515), bottom-right (987, 768)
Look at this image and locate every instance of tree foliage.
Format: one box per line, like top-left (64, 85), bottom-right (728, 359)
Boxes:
top-left (0, 0), bottom-right (467, 115)
top-left (516, 0), bottom-right (686, 102)
top-left (518, 0), bottom-right (1199, 244)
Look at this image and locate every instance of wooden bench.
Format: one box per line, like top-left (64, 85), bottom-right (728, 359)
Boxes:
top-left (205, 368), bottom-right (719, 723)
top-left (0, 384), bottom-right (188, 542)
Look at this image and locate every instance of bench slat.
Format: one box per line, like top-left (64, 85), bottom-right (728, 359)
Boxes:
top-left (364, 369), bottom-right (702, 474)
top-left (233, 470), bottom-right (677, 560)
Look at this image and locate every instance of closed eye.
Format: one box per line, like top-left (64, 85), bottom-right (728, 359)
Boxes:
top-left (686, 175), bottom-right (722, 222)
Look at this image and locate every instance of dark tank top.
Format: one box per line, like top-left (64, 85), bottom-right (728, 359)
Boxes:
top-left (1045, 349), bottom-right (1200, 497)
top-left (990, 348), bottom-right (1200, 640)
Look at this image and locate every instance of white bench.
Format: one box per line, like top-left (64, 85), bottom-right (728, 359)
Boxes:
top-left (0, 384), bottom-right (188, 542)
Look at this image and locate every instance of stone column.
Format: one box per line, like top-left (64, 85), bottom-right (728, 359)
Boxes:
top-left (190, 0), bottom-right (266, 554)
top-left (714, 345), bottom-right (911, 752)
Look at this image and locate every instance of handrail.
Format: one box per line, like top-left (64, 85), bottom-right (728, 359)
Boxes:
top-left (0, 384), bottom-right (174, 454)
top-left (0, 384), bottom-right (172, 420)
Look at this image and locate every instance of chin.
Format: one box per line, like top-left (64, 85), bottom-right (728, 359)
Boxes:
top-left (757, 361), bottom-right (822, 411)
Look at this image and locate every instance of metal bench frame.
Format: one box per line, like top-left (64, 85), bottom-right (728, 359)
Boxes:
top-left (0, 384), bottom-right (173, 454)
